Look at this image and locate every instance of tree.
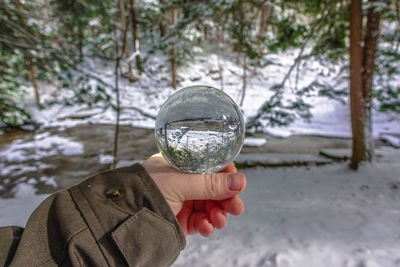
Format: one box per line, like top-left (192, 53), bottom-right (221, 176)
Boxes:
top-left (349, 0), bottom-right (365, 168)
top-left (130, 0), bottom-right (143, 73)
top-left (13, 0), bottom-right (41, 108)
top-left (349, 0), bottom-right (384, 169)
top-left (159, 0), bottom-right (168, 37)
top-left (257, 1), bottom-right (272, 46)
top-left (171, 8), bottom-right (178, 89)
top-left (118, 0), bottom-right (136, 82)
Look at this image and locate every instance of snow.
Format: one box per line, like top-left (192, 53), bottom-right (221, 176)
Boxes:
top-left (380, 134), bottom-right (400, 148)
top-left (99, 153), bottom-right (114, 164)
top-left (0, 149), bottom-right (399, 265)
top-left (19, 49), bottom-right (400, 139)
top-left (174, 148), bottom-right (400, 267)
top-left (0, 134), bottom-right (84, 162)
top-left (244, 137), bottom-right (267, 147)
top-left (0, 182), bottom-right (48, 227)
top-left (0, 162), bottom-right (53, 177)
top-left (39, 176), bottom-right (57, 188)
top-left (13, 183), bottom-right (37, 198)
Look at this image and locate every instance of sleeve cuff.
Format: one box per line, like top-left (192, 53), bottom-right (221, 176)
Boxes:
top-left (69, 163), bottom-right (186, 265)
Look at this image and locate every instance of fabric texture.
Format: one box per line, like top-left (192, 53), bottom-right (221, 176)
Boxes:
top-left (0, 164), bottom-right (186, 267)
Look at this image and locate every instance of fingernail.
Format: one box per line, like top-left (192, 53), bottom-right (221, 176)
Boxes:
top-left (228, 174), bottom-right (244, 191)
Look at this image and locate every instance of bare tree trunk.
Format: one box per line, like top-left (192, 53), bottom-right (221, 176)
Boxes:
top-left (119, 0), bottom-right (129, 57)
top-left (130, 0), bottom-right (143, 73)
top-left (361, 0), bottom-right (382, 160)
top-left (240, 54), bottom-right (247, 107)
top-left (257, 1), bottom-right (270, 43)
top-left (112, 33), bottom-right (121, 169)
top-left (78, 22), bottom-right (83, 62)
top-left (395, 0), bottom-right (400, 52)
top-left (111, 56), bottom-right (121, 170)
top-left (350, 0), bottom-right (383, 169)
top-left (159, 0), bottom-right (168, 37)
top-left (13, 0), bottom-right (42, 108)
top-left (217, 25), bottom-right (224, 91)
top-left (171, 8), bottom-right (178, 89)
top-left (349, 0), bottom-right (367, 169)
top-left (119, 0), bottom-right (136, 82)
top-left (238, 0), bottom-right (246, 106)
top-left (28, 56), bottom-right (41, 108)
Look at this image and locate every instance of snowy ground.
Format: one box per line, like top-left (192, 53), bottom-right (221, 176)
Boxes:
top-left (19, 49), bottom-right (400, 139)
top-left (1, 148), bottom-right (400, 266)
top-left (174, 148), bottom-right (400, 267)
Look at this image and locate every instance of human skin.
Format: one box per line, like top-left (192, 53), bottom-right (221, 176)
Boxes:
top-left (142, 154), bottom-right (247, 237)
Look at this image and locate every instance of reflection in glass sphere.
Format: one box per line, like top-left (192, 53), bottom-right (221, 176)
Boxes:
top-left (155, 85), bottom-right (245, 174)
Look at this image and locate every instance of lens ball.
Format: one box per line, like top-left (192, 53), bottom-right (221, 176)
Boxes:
top-left (155, 85), bottom-right (245, 173)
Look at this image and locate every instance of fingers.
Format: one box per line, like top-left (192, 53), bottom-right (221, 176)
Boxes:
top-left (219, 195), bottom-right (245, 216)
top-left (220, 162), bottom-right (237, 173)
top-left (205, 200), bottom-right (227, 229)
top-left (187, 211), bottom-right (214, 237)
top-left (194, 200), bottom-right (205, 211)
top-left (180, 197), bottom-right (244, 237)
top-left (198, 218), bottom-right (214, 237)
top-left (176, 201), bottom-right (193, 235)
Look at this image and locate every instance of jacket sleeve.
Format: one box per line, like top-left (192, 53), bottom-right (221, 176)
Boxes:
top-left (1, 164), bottom-right (186, 267)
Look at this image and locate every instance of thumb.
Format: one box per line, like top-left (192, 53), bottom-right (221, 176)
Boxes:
top-left (176, 172), bottom-right (246, 201)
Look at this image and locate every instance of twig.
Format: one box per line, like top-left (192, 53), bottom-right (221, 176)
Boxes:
top-left (119, 106), bottom-right (156, 120)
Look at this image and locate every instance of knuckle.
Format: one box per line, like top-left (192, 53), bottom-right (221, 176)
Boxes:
top-left (204, 173), bottom-right (226, 198)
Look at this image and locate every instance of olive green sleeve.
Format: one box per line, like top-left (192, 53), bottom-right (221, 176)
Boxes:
top-left (4, 164), bottom-right (186, 267)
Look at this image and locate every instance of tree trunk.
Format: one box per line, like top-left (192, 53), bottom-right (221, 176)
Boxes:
top-left (395, 0), bottom-right (400, 51)
top-left (171, 8), bottom-right (178, 89)
top-left (119, 0), bottom-right (136, 82)
top-left (112, 56), bottom-right (121, 170)
top-left (238, 0), bottom-right (246, 106)
top-left (360, 0), bottom-right (382, 163)
top-left (349, 0), bottom-right (365, 169)
top-left (112, 30), bottom-right (121, 169)
top-left (78, 22), bottom-right (83, 62)
top-left (159, 0), bottom-right (168, 37)
top-left (28, 55), bottom-right (41, 108)
top-left (13, 0), bottom-right (42, 108)
top-left (119, 0), bottom-right (129, 57)
top-left (350, 0), bottom-right (383, 169)
top-left (240, 54), bottom-right (247, 107)
top-left (130, 0), bottom-right (143, 73)
top-left (257, 1), bottom-right (270, 43)
top-left (217, 25), bottom-right (224, 91)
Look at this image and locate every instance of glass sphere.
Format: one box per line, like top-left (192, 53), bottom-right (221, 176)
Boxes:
top-left (155, 85), bottom-right (245, 174)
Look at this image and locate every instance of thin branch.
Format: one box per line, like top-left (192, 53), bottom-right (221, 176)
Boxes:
top-left (111, 24), bottom-right (122, 170)
top-left (119, 106), bottom-right (156, 120)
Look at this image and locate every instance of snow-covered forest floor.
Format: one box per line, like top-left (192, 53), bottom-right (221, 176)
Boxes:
top-left (1, 145), bottom-right (400, 266)
top-left (175, 148), bottom-right (400, 267)
top-left (1, 50), bottom-right (400, 266)
top-left (17, 49), bottom-right (400, 138)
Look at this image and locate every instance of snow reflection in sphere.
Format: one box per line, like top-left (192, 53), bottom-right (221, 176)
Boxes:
top-left (155, 85), bottom-right (245, 174)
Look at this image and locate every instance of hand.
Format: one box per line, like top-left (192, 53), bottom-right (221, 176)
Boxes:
top-left (142, 154), bottom-right (246, 237)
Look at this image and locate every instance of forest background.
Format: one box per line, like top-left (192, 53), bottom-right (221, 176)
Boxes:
top-left (1, 0), bottom-right (400, 168)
